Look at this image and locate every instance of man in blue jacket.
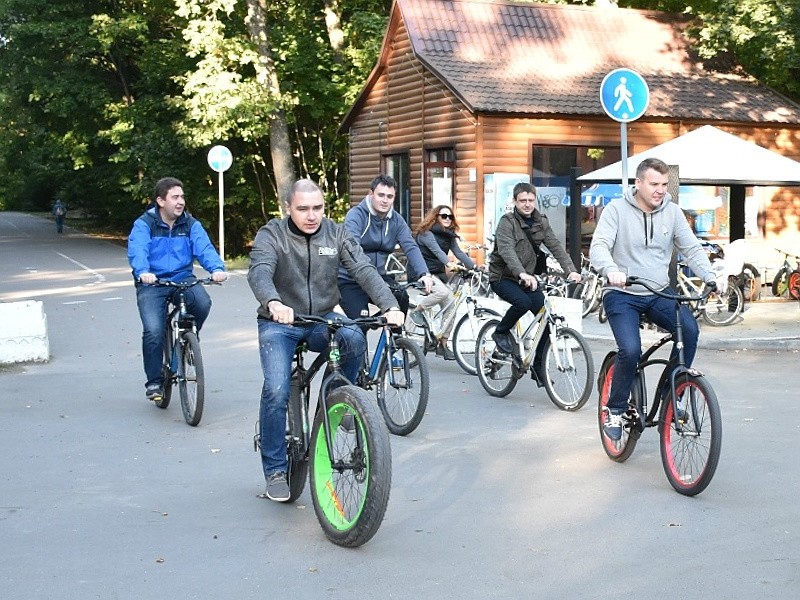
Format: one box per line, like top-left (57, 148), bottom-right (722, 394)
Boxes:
top-left (127, 177), bottom-right (228, 401)
top-left (337, 174), bottom-right (433, 319)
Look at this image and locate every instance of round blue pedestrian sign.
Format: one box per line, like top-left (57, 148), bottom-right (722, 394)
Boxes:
top-left (207, 145), bottom-right (233, 173)
top-left (600, 69), bottom-right (649, 123)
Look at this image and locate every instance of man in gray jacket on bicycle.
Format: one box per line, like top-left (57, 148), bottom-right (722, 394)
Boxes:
top-left (248, 179), bottom-right (404, 502)
top-left (590, 158), bottom-right (715, 441)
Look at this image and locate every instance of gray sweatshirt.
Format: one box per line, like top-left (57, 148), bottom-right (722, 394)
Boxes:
top-left (248, 217), bottom-right (397, 318)
top-left (589, 188), bottom-right (714, 295)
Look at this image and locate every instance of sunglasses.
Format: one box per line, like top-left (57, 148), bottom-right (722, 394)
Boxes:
top-left (438, 213), bottom-right (454, 220)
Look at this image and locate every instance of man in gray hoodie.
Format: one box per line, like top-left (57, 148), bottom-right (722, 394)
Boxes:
top-left (248, 179), bottom-right (405, 502)
top-left (589, 158), bottom-right (715, 441)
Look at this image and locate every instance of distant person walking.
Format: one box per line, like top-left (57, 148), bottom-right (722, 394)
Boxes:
top-left (52, 199), bottom-right (67, 234)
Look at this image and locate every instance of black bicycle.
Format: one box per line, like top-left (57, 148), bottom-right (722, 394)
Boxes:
top-left (254, 314), bottom-right (392, 547)
top-left (151, 278), bottom-right (218, 426)
top-left (597, 276), bottom-right (722, 496)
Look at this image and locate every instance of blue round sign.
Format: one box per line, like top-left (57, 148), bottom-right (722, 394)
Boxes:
top-left (600, 69), bottom-right (649, 123)
top-left (207, 145), bottom-right (233, 173)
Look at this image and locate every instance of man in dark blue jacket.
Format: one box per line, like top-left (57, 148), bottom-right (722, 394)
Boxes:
top-left (337, 174), bottom-right (433, 318)
top-left (127, 177), bottom-right (227, 401)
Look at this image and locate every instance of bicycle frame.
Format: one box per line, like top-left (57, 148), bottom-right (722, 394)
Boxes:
top-left (416, 269), bottom-right (493, 344)
top-left (360, 325), bottom-right (411, 390)
top-left (509, 297), bottom-right (568, 373)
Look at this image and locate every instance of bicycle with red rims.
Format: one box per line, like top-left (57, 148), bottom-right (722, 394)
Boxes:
top-left (596, 276), bottom-right (722, 496)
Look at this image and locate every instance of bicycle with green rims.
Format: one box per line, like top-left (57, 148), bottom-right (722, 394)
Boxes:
top-left (475, 285), bottom-right (594, 410)
top-left (254, 314), bottom-right (392, 547)
top-left (597, 276), bottom-right (722, 496)
top-left (151, 277), bottom-right (220, 427)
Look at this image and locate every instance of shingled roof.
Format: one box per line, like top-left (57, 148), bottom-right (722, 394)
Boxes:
top-left (374, 0), bottom-right (800, 124)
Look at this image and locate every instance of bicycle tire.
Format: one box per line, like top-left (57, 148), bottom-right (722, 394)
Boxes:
top-left (740, 263), bottom-right (761, 302)
top-left (771, 267), bottom-right (789, 298)
top-left (701, 281), bottom-right (743, 326)
top-left (475, 319), bottom-right (518, 397)
top-left (309, 385), bottom-right (392, 547)
top-left (156, 334), bottom-right (173, 409)
top-left (541, 326), bottom-right (594, 411)
top-left (376, 336), bottom-right (429, 436)
top-left (581, 275), bottom-right (600, 317)
top-left (659, 374), bottom-right (722, 496)
top-left (597, 352), bottom-right (638, 462)
top-left (452, 308), bottom-right (501, 376)
top-left (286, 376), bottom-right (308, 503)
top-left (598, 302), bottom-right (608, 324)
top-left (178, 332), bottom-right (204, 426)
top-left (788, 271), bottom-right (800, 300)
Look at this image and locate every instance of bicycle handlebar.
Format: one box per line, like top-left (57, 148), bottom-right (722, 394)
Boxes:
top-left (142, 277), bottom-right (221, 287)
top-left (291, 313), bottom-right (392, 330)
top-left (626, 275), bottom-right (716, 302)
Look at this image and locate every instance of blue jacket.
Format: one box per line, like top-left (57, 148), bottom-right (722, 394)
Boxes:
top-left (127, 207), bottom-right (225, 282)
top-left (337, 197), bottom-right (429, 282)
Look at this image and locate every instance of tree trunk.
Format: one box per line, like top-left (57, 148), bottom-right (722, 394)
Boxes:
top-left (323, 0), bottom-right (345, 64)
top-left (245, 0), bottom-right (296, 215)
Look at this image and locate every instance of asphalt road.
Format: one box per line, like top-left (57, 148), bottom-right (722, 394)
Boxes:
top-left (1, 212), bottom-right (798, 599)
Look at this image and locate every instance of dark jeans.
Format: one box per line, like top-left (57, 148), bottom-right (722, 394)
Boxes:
top-left (490, 278), bottom-right (547, 366)
top-left (257, 314), bottom-right (365, 478)
top-left (603, 289), bottom-right (699, 412)
top-left (135, 278), bottom-right (212, 388)
top-left (338, 277), bottom-right (409, 319)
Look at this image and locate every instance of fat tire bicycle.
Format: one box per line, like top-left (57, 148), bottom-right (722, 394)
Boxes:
top-left (254, 314), bottom-right (393, 547)
top-left (475, 287), bottom-right (594, 410)
top-left (151, 277), bottom-right (218, 427)
top-left (357, 314), bottom-right (429, 436)
top-left (770, 249), bottom-right (800, 300)
top-left (597, 276), bottom-right (722, 496)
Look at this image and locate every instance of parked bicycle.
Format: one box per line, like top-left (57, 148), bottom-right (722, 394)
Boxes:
top-left (475, 285), bottom-right (594, 410)
top-left (356, 301), bottom-right (429, 436)
top-left (409, 265), bottom-right (505, 376)
top-left (676, 261), bottom-right (743, 326)
top-left (597, 276), bottom-right (722, 496)
top-left (770, 248), bottom-right (800, 300)
top-left (150, 277), bottom-right (219, 426)
top-left (254, 314), bottom-right (392, 547)
top-left (578, 256), bottom-right (604, 318)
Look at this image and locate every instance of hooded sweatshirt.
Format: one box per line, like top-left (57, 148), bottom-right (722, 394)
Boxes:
top-left (589, 187), bottom-right (714, 296)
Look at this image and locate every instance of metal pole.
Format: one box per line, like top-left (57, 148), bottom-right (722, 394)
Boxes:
top-left (218, 171), bottom-right (225, 261)
top-left (620, 122), bottom-right (628, 191)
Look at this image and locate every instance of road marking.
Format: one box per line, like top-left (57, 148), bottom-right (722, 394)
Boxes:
top-left (55, 252), bottom-right (106, 284)
top-left (63, 300), bottom-right (88, 305)
top-left (102, 297), bottom-right (123, 302)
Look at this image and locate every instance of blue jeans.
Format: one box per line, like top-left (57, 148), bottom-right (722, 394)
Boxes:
top-left (604, 290), bottom-right (699, 412)
top-left (135, 278), bottom-right (212, 388)
top-left (257, 313), bottom-right (366, 478)
top-left (490, 278), bottom-right (547, 365)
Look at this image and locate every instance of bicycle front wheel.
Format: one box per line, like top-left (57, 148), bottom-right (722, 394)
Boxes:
top-left (452, 309), bottom-right (500, 376)
top-left (178, 332), bottom-right (204, 426)
top-left (771, 267), bottom-right (788, 298)
top-left (701, 281), bottom-right (743, 326)
top-left (659, 374), bottom-right (722, 496)
top-left (597, 352), bottom-right (639, 462)
top-left (156, 333), bottom-right (173, 410)
top-left (309, 385), bottom-right (392, 547)
top-left (376, 336), bottom-right (429, 436)
top-left (475, 320), bottom-right (518, 397)
top-left (788, 270), bottom-right (800, 300)
top-left (541, 326), bottom-right (594, 411)
top-left (286, 377), bottom-right (308, 503)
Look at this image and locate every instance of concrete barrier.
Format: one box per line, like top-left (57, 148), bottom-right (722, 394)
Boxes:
top-left (0, 300), bottom-right (50, 363)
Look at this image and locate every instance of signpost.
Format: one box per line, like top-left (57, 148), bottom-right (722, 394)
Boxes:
top-left (207, 145), bottom-right (233, 261)
top-left (600, 68), bottom-right (650, 187)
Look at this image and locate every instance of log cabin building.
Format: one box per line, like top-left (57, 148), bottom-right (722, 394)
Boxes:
top-left (339, 0), bottom-right (800, 262)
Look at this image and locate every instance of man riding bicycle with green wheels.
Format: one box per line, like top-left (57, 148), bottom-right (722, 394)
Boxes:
top-left (248, 179), bottom-right (404, 502)
top-left (127, 177), bottom-right (227, 402)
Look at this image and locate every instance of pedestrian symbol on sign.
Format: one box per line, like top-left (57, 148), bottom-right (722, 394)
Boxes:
top-left (600, 69), bottom-right (649, 123)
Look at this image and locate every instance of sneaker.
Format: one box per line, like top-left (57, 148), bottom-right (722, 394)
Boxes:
top-left (339, 413), bottom-right (356, 433)
top-left (491, 331), bottom-right (513, 355)
top-left (603, 407), bottom-right (624, 441)
top-left (409, 310), bottom-right (426, 327)
top-left (145, 383), bottom-right (164, 401)
top-left (391, 354), bottom-right (404, 369)
top-left (264, 471), bottom-right (290, 502)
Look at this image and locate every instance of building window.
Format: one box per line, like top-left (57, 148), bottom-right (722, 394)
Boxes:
top-left (424, 148), bottom-right (455, 214)
top-left (384, 153), bottom-right (411, 223)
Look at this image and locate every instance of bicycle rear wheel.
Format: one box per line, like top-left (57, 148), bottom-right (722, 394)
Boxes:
top-left (597, 352), bottom-right (639, 462)
top-left (659, 374), bottom-right (722, 496)
top-left (475, 320), bottom-right (518, 397)
top-left (771, 267), bottom-right (789, 298)
top-left (178, 332), bottom-right (204, 426)
top-left (541, 326), bottom-right (593, 411)
top-left (309, 385), bottom-right (392, 547)
top-left (701, 281), bottom-right (743, 326)
top-left (286, 377), bottom-right (308, 503)
top-left (788, 270), bottom-right (800, 300)
top-left (376, 336), bottom-right (429, 436)
top-left (451, 309), bottom-right (500, 376)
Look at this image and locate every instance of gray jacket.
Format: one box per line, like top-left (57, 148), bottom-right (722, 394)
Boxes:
top-left (589, 188), bottom-right (714, 295)
top-left (248, 217), bottom-right (398, 318)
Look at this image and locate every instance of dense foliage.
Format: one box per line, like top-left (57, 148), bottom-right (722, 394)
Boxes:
top-left (0, 0), bottom-right (796, 253)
